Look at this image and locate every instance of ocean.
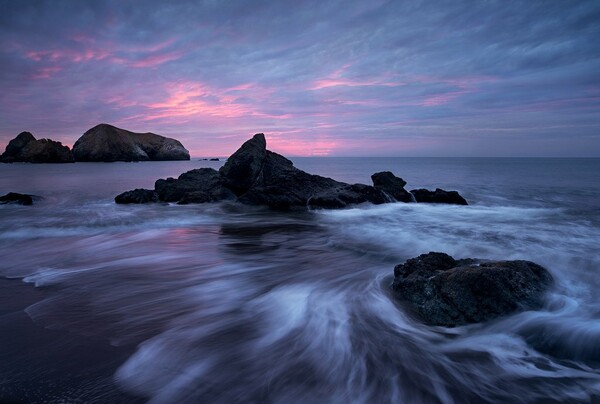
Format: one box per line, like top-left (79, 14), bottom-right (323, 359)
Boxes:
top-left (1, 157), bottom-right (599, 403)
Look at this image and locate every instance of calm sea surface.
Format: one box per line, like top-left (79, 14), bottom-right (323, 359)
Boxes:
top-left (1, 158), bottom-right (600, 403)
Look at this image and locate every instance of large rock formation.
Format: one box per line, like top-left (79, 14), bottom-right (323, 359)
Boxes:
top-left (72, 124), bottom-right (190, 162)
top-left (1, 132), bottom-right (74, 163)
top-left (392, 252), bottom-right (553, 326)
top-left (115, 133), bottom-right (468, 210)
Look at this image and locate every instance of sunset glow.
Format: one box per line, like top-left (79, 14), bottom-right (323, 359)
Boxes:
top-left (0, 1), bottom-right (598, 157)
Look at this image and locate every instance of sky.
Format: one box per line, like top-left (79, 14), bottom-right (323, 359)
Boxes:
top-left (0, 0), bottom-right (599, 157)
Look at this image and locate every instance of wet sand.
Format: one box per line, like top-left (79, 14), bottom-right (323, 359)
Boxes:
top-left (0, 277), bottom-right (144, 403)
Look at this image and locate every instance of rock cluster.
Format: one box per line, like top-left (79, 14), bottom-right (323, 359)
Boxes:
top-left (0, 132), bottom-right (74, 163)
top-left (392, 252), bottom-right (553, 326)
top-left (115, 133), bottom-right (469, 210)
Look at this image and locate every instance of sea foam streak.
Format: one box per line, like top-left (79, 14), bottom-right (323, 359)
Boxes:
top-left (1, 158), bottom-right (599, 402)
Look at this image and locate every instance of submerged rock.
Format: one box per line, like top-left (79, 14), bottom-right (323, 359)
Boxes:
top-left (371, 171), bottom-right (413, 202)
top-left (0, 192), bottom-right (35, 205)
top-left (114, 189), bottom-right (159, 204)
top-left (392, 252), bottom-right (553, 326)
top-left (1, 132), bottom-right (74, 163)
top-left (410, 188), bottom-right (468, 205)
top-left (72, 124), bottom-right (190, 162)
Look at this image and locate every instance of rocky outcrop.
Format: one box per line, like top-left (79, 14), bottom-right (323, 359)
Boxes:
top-left (0, 192), bottom-right (37, 205)
top-left (391, 252), bottom-right (553, 327)
top-left (410, 188), bottom-right (468, 205)
top-left (1, 132), bottom-right (74, 163)
top-left (72, 124), bottom-right (190, 162)
top-left (371, 171), bottom-right (413, 202)
top-left (115, 133), bottom-right (469, 210)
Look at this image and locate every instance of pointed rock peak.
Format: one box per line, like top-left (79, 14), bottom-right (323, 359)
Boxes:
top-left (219, 133), bottom-right (268, 196)
top-left (248, 133), bottom-right (266, 149)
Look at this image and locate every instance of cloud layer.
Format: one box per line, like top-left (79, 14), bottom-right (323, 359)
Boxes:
top-left (1, 0), bottom-right (599, 156)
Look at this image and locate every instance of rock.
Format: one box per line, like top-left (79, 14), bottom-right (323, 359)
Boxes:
top-left (72, 124), bottom-right (190, 162)
top-left (219, 133), bottom-right (266, 196)
top-left (0, 192), bottom-right (34, 205)
top-left (1, 132), bottom-right (74, 163)
top-left (115, 189), bottom-right (158, 204)
top-left (114, 133), bottom-right (475, 210)
top-left (392, 252), bottom-right (553, 326)
top-left (209, 158), bottom-right (219, 161)
top-left (236, 150), bottom-right (345, 209)
top-left (308, 183), bottom-right (389, 209)
top-left (371, 171), bottom-right (413, 202)
top-left (410, 188), bottom-right (468, 205)
top-left (155, 168), bottom-right (235, 203)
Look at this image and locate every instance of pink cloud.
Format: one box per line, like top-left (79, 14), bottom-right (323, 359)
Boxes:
top-left (268, 130), bottom-right (339, 156)
top-left (30, 66), bottom-right (64, 79)
top-left (418, 90), bottom-right (470, 107)
top-left (22, 37), bottom-right (181, 69)
top-left (310, 63), bottom-right (402, 90)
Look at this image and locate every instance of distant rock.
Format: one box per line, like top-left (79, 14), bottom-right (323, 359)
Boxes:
top-left (410, 188), bottom-right (468, 205)
top-left (1, 132), bottom-right (74, 163)
top-left (209, 158), bottom-right (219, 161)
top-left (72, 124), bottom-right (190, 162)
top-left (115, 133), bottom-right (471, 210)
top-left (0, 192), bottom-right (36, 205)
top-left (371, 171), bottom-right (413, 202)
top-left (114, 189), bottom-right (158, 204)
top-left (392, 252), bottom-right (553, 326)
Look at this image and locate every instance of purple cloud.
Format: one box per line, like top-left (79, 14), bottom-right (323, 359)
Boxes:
top-left (0, 0), bottom-right (598, 157)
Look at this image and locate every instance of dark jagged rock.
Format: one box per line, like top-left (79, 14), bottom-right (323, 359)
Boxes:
top-left (115, 189), bottom-right (159, 204)
top-left (72, 124), bottom-right (190, 162)
top-left (371, 171), bottom-right (413, 202)
top-left (219, 133), bottom-right (266, 196)
top-left (1, 132), bottom-right (74, 163)
top-left (410, 188), bottom-right (468, 205)
top-left (155, 168), bottom-right (235, 203)
top-left (114, 133), bottom-right (473, 210)
top-left (0, 192), bottom-right (34, 205)
top-left (237, 150), bottom-right (346, 209)
top-left (392, 252), bottom-right (553, 327)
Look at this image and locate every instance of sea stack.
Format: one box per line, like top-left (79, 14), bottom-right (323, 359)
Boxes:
top-left (72, 123), bottom-right (190, 162)
top-left (1, 132), bottom-right (74, 163)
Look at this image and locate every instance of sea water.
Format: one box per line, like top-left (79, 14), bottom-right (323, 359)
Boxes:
top-left (1, 158), bottom-right (599, 403)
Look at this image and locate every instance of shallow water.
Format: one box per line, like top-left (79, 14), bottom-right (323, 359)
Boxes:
top-left (1, 158), bottom-right (600, 403)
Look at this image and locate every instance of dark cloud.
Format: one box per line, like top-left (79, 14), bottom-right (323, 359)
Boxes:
top-left (0, 0), bottom-right (598, 156)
